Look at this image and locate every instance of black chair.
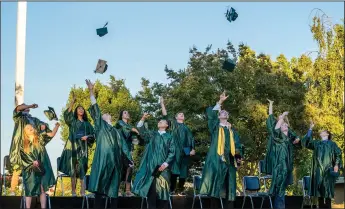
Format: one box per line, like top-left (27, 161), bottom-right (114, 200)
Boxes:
top-left (191, 175), bottom-right (223, 209)
top-left (241, 176), bottom-right (272, 209)
top-left (300, 176), bottom-right (312, 209)
top-left (258, 160), bottom-right (272, 192)
top-left (53, 157), bottom-right (70, 196)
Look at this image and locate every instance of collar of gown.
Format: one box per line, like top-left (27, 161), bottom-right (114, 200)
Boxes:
top-left (158, 130), bottom-right (166, 135)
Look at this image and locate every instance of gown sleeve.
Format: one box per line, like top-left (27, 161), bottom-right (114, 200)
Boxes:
top-left (120, 134), bottom-right (133, 162)
top-left (13, 108), bottom-right (23, 122)
top-left (88, 103), bottom-right (103, 134)
top-left (301, 129), bottom-right (316, 150)
top-left (164, 136), bottom-right (176, 165)
top-left (206, 106), bottom-right (220, 135)
top-left (233, 129), bottom-right (244, 157)
top-left (186, 127), bottom-right (195, 149)
top-left (137, 121), bottom-right (154, 144)
top-left (64, 108), bottom-right (75, 127)
top-left (266, 114), bottom-right (279, 137)
top-left (333, 143), bottom-right (342, 168)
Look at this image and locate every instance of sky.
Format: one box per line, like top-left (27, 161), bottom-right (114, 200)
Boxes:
top-left (1, 2), bottom-right (344, 174)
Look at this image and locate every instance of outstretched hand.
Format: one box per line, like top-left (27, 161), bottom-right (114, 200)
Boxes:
top-left (267, 99), bottom-right (274, 104)
top-left (141, 113), bottom-right (150, 120)
top-left (71, 91), bottom-right (76, 103)
top-left (310, 121), bottom-right (315, 129)
top-left (160, 96), bottom-right (164, 104)
top-left (85, 79), bottom-right (95, 91)
top-left (219, 91), bottom-right (229, 104)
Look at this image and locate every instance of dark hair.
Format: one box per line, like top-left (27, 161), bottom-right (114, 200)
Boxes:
top-left (158, 118), bottom-right (170, 129)
top-left (118, 110), bottom-right (125, 121)
top-left (74, 105), bottom-right (88, 121)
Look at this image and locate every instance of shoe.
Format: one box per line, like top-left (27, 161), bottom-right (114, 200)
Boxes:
top-left (125, 191), bottom-right (135, 197)
top-left (71, 192), bottom-right (77, 197)
top-left (118, 192), bottom-right (122, 197)
top-left (9, 192), bottom-right (16, 196)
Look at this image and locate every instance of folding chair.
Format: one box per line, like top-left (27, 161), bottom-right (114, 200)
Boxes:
top-left (2, 155), bottom-right (23, 195)
top-left (241, 176), bottom-right (272, 209)
top-left (191, 175), bottom-right (224, 209)
top-left (258, 160), bottom-right (272, 192)
top-left (300, 176), bottom-right (312, 209)
top-left (20, 175), bottom-right (51, 209)
top-left (53, 157), bottom-right (70, 196)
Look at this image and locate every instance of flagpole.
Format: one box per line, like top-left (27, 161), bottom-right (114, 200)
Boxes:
top-left (14, 1), bottom-right (27, 107)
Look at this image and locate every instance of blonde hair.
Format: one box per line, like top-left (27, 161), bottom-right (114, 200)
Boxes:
top-left (23, 124), bottom-right (39, 153)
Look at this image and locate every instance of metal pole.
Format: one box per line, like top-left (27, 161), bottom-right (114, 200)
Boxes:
top-left (14, 1), bottom-right (27, 107)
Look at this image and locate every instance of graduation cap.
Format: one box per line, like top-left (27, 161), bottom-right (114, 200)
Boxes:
top-left (222, 58), bottom-right (236, 72)
top-left (94, 59), bottom-right (108, 74)
top-left (225, 7), bottom-right (238, 23)
top-left (96, 22), bottom-right (108, 37)
top-left (44, 106), bottom-right (58, 121)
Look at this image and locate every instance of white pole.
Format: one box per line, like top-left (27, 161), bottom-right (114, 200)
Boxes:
top-left (14, 1), bottom-right (27, 107)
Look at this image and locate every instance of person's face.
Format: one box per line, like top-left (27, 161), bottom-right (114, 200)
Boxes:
top-left (77, 106), bottom-right (85, 116)
top-left (157, 119), bottom-right (169, 129)
top-left (122, 111), bottom-right (130, 120)
top-left (320, 130), bottom-right (329, 140)
top-left (218, 110), bottom-right (229, 120)
top-left (280, 122), bottom-right (289, 132)
top-left (102, 113), bottom-right (111, 123)
top-left (24, 124), bottom-right (35, 136)
top-left (175, 112), bottom-right (185, 121)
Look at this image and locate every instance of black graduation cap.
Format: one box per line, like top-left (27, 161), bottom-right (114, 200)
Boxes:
top-left (96, 22), bottom-right (108, 37)
top-left (44, 106), bottom-right (58, 121)
top-left (94, 59), bottom-right (108, 74)
top-left (222, 58), bottom-right (236, 72)
top-left (225, 7), bottom-right (238, 23)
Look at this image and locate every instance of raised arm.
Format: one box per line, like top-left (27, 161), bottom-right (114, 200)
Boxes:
top-left (160, 96), bottom-right (167, 116)
top-left (16, 103), bottom-right (38, 112)
top-left (267, 99), bottom-right (274, 115)
top-left (301, 122), bottom-right (316, 150)
top-left (41, 123), bottom-right (60, 146)
top-left (86, 79), bottom-right (103, 131)
top-left (206, 91), bottom-right (228, 133)
top-left (136, 113), bottom-right (154, 144)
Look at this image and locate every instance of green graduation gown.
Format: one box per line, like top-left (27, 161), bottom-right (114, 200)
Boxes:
top-left (58, 109), bottom-right (94, 179)
top-left (199, 106), bottom-right (243, 201)
top-left (301, 130), bottom-right (343, 199)
top-left (88, 104), bottom-right (133, 197)
top-left (264, 114), bottom-right (300, 196)
top-left (115, 120), bottom-right (138, 182)
top-left (10, 108), bottom-right (51, 168)
top-left (21, 133), bottom-right (55, 196)
top-left (132, 123), bottom-right (176, 200)
top-left (164, 116), bottom-right (195, 178)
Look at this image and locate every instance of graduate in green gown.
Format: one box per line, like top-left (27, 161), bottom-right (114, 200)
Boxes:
top-left (263, 99), bottom-right (301, 209)
top-left (9, 103), bottom-right (51, 196)
top-left (115, 110), bottom-right (139, 197)
top-left (199, 92), bottom-right (243, 209)
top-left (132, 113), bottom-right (176, 209)
top-left (160, 96), bottom-right (195, 195)
top-left (301, 121), bottom-right (343, 209)
top-left (21, 122), bottom-right (60, 209)
top-left (58, 92), bottom-right (94, 196)
top-left (85, 79), bottom-right (133, 209)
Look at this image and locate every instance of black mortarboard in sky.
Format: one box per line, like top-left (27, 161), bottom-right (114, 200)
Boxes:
top-left (95, 59), bottom-right (108, 74)
top-left (96, 22), bottom-right (108, 37)
top-left (225, 7), bottom-right (238, 23)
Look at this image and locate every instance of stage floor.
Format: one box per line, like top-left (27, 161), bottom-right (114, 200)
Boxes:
top-left (0, 195), bottom-right (311, 209)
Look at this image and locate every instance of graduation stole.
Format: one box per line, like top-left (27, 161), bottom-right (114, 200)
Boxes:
top-left (217, 126), bottom-right (236, 166)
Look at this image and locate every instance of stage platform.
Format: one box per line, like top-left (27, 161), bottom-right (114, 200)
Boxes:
top-left (0, 195), bottom-right (309, 209)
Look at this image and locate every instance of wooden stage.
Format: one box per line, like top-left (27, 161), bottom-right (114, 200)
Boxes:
top-left (0, 195), bottom-right (309, 209)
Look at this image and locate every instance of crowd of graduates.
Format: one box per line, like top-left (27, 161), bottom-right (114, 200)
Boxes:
top-left (8, 79), bottom-right (342, 209)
